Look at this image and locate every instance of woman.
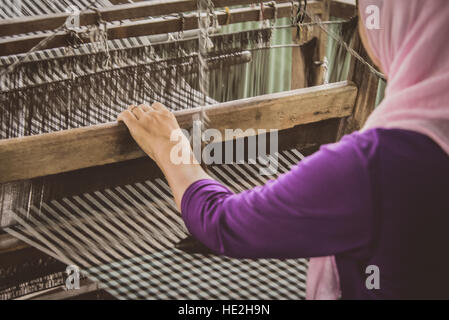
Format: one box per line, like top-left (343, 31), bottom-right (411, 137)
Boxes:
top-left (118, 0), bottom-right (449, 299)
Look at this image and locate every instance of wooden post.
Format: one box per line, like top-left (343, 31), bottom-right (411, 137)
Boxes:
top-left (292, 0), bottom-right (330, 87)
top-left (315, 0), bottom-right (330, 85)
top-left (338, 30), bottom-right (380, 139)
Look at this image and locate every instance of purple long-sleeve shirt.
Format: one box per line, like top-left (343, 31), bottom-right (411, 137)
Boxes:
top-left (181, 128), bottom-right (449, 299)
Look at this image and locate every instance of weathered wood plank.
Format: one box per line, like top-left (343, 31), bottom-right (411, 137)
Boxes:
top-left (0, 2), bottom-right (323, 56)
top-left (0, 81), bottom-right (357, 183)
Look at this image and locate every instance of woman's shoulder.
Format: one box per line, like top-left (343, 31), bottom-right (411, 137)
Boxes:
top-left (312, 128), bottom-right (449, 193)
top-left (304, 127), bottom-right (449, 181)
top-left (339, 128), bottom-right (449, 165)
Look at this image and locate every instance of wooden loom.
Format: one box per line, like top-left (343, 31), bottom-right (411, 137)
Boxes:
top-left (0, 0), bottom-right (381, 300)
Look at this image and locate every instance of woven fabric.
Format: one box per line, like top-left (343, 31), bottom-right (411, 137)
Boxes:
top-left (6, 149), bottom-right (308, 299)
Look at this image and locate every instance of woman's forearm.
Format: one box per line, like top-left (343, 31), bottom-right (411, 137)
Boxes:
top-left (117, 103), bottom-right (212, 211)
top-left (154, 138), bottom-right (211, 211)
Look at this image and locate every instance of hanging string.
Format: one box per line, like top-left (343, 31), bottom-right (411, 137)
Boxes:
top-left (87, 7), bottom-right (111, 69)
top-left (0, 25), bottom-right (66, 80)
top-left (197, 0), bottom-right (215, 117)
top-left (196, 0), bottom-right (216, 164)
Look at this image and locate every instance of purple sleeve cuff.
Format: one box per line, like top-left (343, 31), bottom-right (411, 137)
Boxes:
top-left (181, 179), bottom-right (234, 249)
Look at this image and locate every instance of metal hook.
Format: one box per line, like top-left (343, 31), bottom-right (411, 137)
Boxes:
top-left (300, 0), bottom-right (307, 23)
top-left (224, 6), bottom-right (231, 25)
top-left (259, 1), bottom-right (264, 23)
top-left (290, 1), bottom-right (297, 25)
top-left (268, 1), bottom-right (278, 27)
top-left (178, 13), bottom-right (185, 38)
top-left (295, 0), bottom-right (308, 40)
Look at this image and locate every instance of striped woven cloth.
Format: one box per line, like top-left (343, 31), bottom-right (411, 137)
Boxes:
top-left (6, 149), bottom-right (309, 299)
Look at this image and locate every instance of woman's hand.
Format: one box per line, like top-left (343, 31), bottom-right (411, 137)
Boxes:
top-left (117, 102), bottom-right (211, 210)
top-left (117, 102), bottom-right (182, 164)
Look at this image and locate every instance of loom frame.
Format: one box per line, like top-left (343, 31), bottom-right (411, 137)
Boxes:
top-left (0, 0), bottom-right (382, 300)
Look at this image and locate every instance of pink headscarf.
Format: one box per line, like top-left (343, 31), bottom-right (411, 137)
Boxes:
top-left (307, 0), bottom-right (449, 299)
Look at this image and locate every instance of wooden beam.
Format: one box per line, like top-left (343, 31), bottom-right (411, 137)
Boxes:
top-left (0, 232), bottom-right (28, 254)
top-left (0, 2), bottom-right (323, 56)
top-left (330, 0), bottom-right (356, 19)
top-left (0, 81), bottom-right (357, 183)
top-left (0, 0), bottom-right (316, 38)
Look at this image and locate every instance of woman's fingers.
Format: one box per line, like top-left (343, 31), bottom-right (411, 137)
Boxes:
top-left (117, 110), bottom-right (137, 127)
top-left (151, 102), bottom-right (168, 112)
top-left (127, 104), bottom-right (137, 113)
top-left (118, 102), bottom-right (170, 126)
top-left (128, 104), bottom-right (145, 119)
top-left (116, 102), bottom-right (181, 162)
top-left (138, 104), bottom-right (153, 113)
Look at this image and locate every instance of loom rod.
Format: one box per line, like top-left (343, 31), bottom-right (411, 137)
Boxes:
top-left (203, 50), bottom-right (252, 70)
top-left (0, 51), bottom-right (253, 93)
top-left (0, 0), bottom-right (302, 37)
